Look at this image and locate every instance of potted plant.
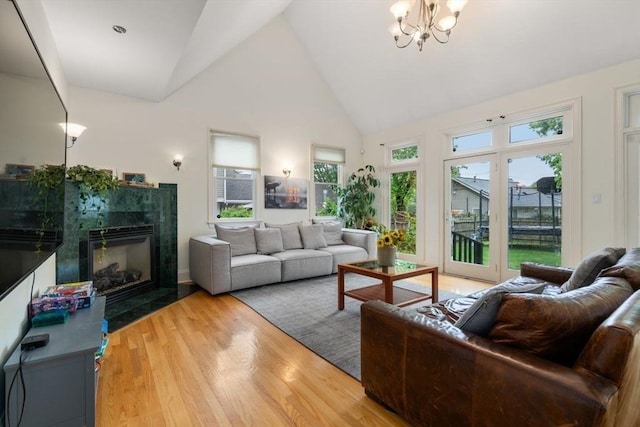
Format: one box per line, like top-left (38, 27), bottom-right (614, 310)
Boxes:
top-left (336, 164), bottom-right (380, 229)
top-left (376, 227), bottom-right (406, 266)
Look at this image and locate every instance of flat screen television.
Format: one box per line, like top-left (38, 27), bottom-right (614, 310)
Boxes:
top-left (0, 0), bottom-right (67, 300)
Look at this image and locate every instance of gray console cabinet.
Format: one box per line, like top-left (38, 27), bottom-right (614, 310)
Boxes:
top-left (4, 297), bottom-right (105, 427)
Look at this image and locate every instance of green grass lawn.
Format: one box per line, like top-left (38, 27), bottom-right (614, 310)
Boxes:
top-left (506, 246), bottom-right (561, 270)
top-left (455, 242), bottom-right (561, 270)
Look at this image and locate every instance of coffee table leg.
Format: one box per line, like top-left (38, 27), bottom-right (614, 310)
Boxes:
top-left (338, 267), bottom-right (345, 310)
top-left (431, 269), bottom-right (439, 303)
top-left (384, 277), bottom-right (393, 304)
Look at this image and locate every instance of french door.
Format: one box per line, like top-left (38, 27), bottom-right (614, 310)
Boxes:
top-left (445, 148), bottom-right (566, 282)
top-left (444, 155), bottom-right (498, 282)
top-left (625, 134), bottom-right (640, 247)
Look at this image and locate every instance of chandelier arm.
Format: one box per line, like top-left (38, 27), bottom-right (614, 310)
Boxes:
top-left (398, 21), bottom-right (418, 37)
top-left (431, 30), bottom-right (450, 44)
top-left (395, 36), bottom-right (416, 49)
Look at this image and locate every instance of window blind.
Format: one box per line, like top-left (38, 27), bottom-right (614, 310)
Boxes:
top-left (313, 145), bottom-right (345, 164)
top-left (211, 131), bottom-right (260, 170)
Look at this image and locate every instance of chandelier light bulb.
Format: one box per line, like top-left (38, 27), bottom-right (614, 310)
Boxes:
top-left (389, 23), bottom-right (402, 38)
top-left (390, 0), bottom-right (413, 19)
top-left (438, 15), bottom-right (457, 31)
top-left (446, 0), bottom-right (468, 14)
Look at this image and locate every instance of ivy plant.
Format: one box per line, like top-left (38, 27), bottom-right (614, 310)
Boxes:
top-left (66, 165), bottom-right (119, 248)
top-left (28, 164), bottom-right (66, 253)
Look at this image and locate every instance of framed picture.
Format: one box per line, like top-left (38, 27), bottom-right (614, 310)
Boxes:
top-left (264, 175), bottom-right (308, 209)
top-left (122, 172), bottom-right (146, 183)
top-left (6, 163), bottom-right (35, 176)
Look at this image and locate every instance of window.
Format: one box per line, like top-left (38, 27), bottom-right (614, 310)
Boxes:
top-left (452, 130), bottom-right (492, 153)
top-left (312, 145), bottom-right (345, 216)
top-left (509, 115), bottom-right (564, 144)
top-left (209, 130), bottom-right (260, 221)
top-left (391, 145), bottom-right (418, 162)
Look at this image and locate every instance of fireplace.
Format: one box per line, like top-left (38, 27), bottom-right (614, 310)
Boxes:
top-left (88, 225), bottom-right (155, 304)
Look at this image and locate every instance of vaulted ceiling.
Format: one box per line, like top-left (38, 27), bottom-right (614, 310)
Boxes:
top-left (40, 0), bottom-right (640, 135)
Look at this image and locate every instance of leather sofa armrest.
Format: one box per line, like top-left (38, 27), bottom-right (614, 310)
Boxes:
top-left (520, 262), bottom-right (573, 285)
top-left (361, 300), bottom-right (618, 426)
top-left (189, 236), bottom-right (232, 295)
top-left (341, 228), bottom-right (377, 259)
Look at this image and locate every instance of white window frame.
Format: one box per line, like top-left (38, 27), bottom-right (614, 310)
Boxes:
top-left (614, 83), bottom-right (640, 247)
top-left (385, 140), bottom-right (420, 167)
top-left (445, 101), bottom-right (574, 158)
top-left (311, 145), bottom-right (345, 218)
top-left (207, 129), bottom-right (260, 224)
top-left (442, 98), bottom-right (581, 277)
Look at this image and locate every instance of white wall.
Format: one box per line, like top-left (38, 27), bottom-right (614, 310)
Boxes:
top-left (65, 15), bottom-right (363, 282)
top-left (16, 0), bottom-right (68, 105)
top-left (0, 255), bottom-right (56, 403)
top-left (363, 59), bottom-right (640, 268)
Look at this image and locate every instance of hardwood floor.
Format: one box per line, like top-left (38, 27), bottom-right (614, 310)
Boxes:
top-left (96, 274), bottom-right (490, 426)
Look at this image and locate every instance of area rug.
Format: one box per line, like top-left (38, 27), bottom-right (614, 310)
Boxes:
top-left (230, 273), bottom-right (462, 381)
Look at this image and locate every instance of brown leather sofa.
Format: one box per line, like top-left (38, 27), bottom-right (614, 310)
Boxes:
top-left (361, 248), bottom-right (640, 426)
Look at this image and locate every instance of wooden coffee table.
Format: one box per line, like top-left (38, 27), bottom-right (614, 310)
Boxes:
top-left (338, 259), bottom-right (438, 310)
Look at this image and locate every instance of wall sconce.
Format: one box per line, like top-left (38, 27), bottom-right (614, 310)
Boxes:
top-left (282, 168), bottom-right (291, 177)
top-left (59, 122), bottom-right (87, 148)
top-left (173, 154), bottom-right (184, 171)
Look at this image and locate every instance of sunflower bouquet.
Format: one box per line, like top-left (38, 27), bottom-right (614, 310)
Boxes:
top-left (376, 228), bottom-right (406, 248)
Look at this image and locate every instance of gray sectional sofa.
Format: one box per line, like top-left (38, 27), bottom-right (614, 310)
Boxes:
top-left (189, 221), bottom-right (377, 295)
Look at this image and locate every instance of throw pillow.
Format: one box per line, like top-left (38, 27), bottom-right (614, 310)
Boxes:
top-left (298, 224), bottom-right (328, 249)
top-left (320, 221), bottom-right (344, 246)
top-left (265, 222), bottom-right (303, 250)
top-left (488, 277), bottom-right (633, 366)
top-left (254, 228), bottom-right (284, 255)
top-left (454, 282), bottom-right (547, 336)
top-left (214, 225), bottom-right (257, 256)
top-left (599, 247), bottom-right (640, 291)
top-left (559, 247), bottom-right (626, 293)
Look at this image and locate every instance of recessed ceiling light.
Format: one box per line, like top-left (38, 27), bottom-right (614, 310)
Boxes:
top-left (112, 25), bottom-right (127, 34)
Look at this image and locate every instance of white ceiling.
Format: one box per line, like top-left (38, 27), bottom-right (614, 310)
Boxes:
top-left (40, 0), bottom-right (640, 135)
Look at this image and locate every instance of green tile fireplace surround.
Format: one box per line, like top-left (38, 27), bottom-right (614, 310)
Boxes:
top-left (55, 181), bottom-right (177, 291)
top-left (1, 179), bottom-right (182, 330)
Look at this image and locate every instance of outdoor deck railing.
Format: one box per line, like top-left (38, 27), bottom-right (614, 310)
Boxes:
top-left (452, 231), bottom-right (483, 265)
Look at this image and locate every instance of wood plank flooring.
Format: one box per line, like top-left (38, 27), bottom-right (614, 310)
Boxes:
top-left (96, 274), bottom-right (490, 426)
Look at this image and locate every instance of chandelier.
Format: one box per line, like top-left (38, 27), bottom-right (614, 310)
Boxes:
top-left (389, 0), bottom-right (467, 51)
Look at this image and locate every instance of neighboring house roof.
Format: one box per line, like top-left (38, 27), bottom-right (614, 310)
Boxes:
top-left (453, 177), bottom-right (562, 208)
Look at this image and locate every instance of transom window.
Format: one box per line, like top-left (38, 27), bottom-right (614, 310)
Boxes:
top-left (509, 115), bottom-right (564, 144)
top-left (452, 130), bottom-right (492, 153)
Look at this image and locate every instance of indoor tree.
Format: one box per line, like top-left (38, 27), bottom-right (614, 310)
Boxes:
top-left (336, 165), bottom-right (380, 229)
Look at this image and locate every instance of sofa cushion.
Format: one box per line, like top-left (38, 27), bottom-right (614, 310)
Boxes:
top-left (298, 224), bottom-right (328, 249)
top-left (265, 222), bottom-right (303, 250)
top-left (489, 276), bottom-right (633, 366)
top-left (270, 249), bottom-right (333, 282)
top-left (599, 247), bottom-right (640, 291)
top-left (214, 225), bottom-right (257, 256)
top-left (559, 247), bottom-right (626, 292)
top-left (454, 282), bottom-right (547, 336)
top-left (254, 228), bottom-right (284, 255)
top-left (320, 221), bottom-right (345, 246)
